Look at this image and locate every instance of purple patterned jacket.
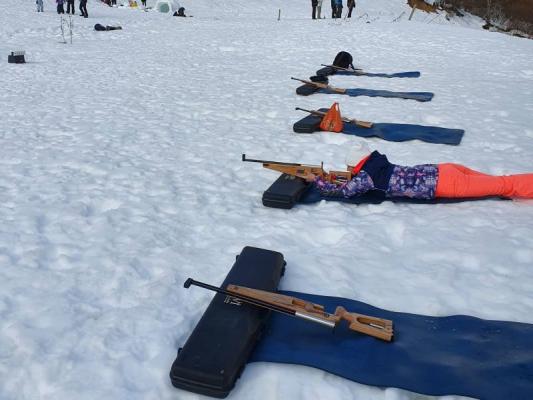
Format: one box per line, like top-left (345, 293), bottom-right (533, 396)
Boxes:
top-left (314, 164), bottom-right (439, 200)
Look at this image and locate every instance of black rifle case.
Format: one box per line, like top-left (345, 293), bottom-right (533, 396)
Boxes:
top-left (262, 174), bottom-right (309, 209)
top-left (169, 246), bottom-right (286, 397)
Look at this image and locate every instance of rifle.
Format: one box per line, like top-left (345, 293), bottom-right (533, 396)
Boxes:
top-left (295, 107), bottom-right (373, 129)
top-left (320, 63), bottom-right (364, 73)
top-left (242, 154), bottom-right (353, 184)
top-left (184, 278), bottom-right (394, 342)
top-left (291, 77), bottom-right (346, 94)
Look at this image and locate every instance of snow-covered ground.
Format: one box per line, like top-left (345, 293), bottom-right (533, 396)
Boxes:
top-left (1, 0), bottom-right (533, 399)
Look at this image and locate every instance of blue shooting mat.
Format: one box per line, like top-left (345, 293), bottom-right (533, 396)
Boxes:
top-left (316, 66), bottom-right (421, 78)
top-left (298, 185), bottom-right (503, 206)
top-left (249, 291), bottom-right (533, 400)
top-left (343, 122), bottom-right (463, 145)
top-left (293, 111), bottom-right (464, 145)
top-left (318, 88), bottom-right (434, 102)
top-left (336, 70), bottom-right (421, 78)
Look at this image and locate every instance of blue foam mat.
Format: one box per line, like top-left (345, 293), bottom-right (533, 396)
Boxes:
top-left (249, 291), bottom-right (533, 399)
top-left (316, 87), bottom-right (433, 101)
top-left (336, 70), bottom-right (421, 78)
top-left (339, 88), bottom-right (434, 102)
top-left (298, 185), bottom-right (502, 205)
top-left (293, 111), bottom-right (464, 145)
top-left (343, 122), bottom-right (463, 145)
top-left (316, 66), bottom-right (421, 78)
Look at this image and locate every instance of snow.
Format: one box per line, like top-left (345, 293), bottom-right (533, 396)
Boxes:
top-left (1, 0), bottom-right (533, 399)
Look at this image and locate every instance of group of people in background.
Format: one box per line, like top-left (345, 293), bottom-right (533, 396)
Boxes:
top-left (311, 0), bottom-right (355, 19)
top-left (37, 0), bottom-right (88, 17)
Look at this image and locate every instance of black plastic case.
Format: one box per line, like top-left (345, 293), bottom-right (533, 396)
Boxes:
top-left (8, 52), bottom-right (25, 64)
top-left (296, 84), bottom-right (319, 96)
top-left (309, 75), bottom-right (328, 83)
top-left (293, 108), bottom-right (327, 134)
top-left (169, 246), bottom-right (286, 398)
top-left (293, 113), bottom-right (322, 133)
top-left (316, 66), bottom-right (336, 76)
top-left (262, 174), bottom-right (309, 209)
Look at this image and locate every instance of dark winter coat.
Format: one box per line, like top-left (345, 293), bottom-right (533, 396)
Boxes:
top-left (358, 151), bottom-right (395, 191)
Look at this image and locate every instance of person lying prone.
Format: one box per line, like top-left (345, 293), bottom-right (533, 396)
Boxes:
top-left (305, 144), bottom-right (533, 200)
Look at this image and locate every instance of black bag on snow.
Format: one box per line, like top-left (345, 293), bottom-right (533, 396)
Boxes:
top-left (94, 24), bottom-right (122, 31)
top-left (262, 174), bottom-right (309, 209)
top-left (295, 84), bottom-right (319, 96)
top-left (309, 75), bottom-right (328, 83)
top-left (332, 51), bottom-right (354, 69)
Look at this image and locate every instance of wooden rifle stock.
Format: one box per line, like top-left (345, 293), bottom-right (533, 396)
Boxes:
top-left (243, 153), bottom-right (325, 180)
top-left (243, 154), bottom-right (352, 184)
top-left (295, 107), bottom-right (373, 129)
top-left (184, 278), bottom-right (394, 342)
top-left (291, 77), bottom-right (347, 94)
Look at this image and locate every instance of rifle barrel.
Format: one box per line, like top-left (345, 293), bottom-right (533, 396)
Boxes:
top-left (295, 107), bottom-right (325, 116)
top-left (321, 63), bottom-right (348, 70)
top-left (242, 154), bottom-right (301, 166)
top-left (184, 278), bottom-right (296, 317)
top-left (295, 107), bottom-right (314, 113)
top-left (320, 63), bottom-right (363, 72)
top-left (184, 278), bottom-right (335, 329)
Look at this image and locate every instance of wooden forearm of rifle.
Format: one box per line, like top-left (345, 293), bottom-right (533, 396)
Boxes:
top-left (228, 285), bottom-right (326, 314)
top-left (265, 166), bottom-right (352, 184)
top-left (345, 118), bottom-right (373, 129)
top-left (262, 163), bottom-right (325, 179)
top-left (317, 82), bottom-right (346, 94)
top-left (291, 77), bottom-right (346, 94)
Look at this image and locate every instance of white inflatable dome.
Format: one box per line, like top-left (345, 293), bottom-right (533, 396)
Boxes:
top-left (154, 0), bottom-right (180, 13)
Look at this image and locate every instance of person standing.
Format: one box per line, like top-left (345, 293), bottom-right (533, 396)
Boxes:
top-left (347, 0), bottom-right (355, 17)
top-left (57, 0), bottom-right (65, 14)
top-left (79, 0), bottom-right (88, 17)
top-left (331, 0), bottom-right (336, 18)
top-left (36, 0), bottom-right (44, 12)
top-left (141, 0), bottom-right (146, 6)
top-left (335, 0), bottom-right (343, 18)
top-left (66, 0), bottom-right (75, 14)
top-left (317, 0), bottom-right (323, 18)
top-left (311, 0), bottom-right (318, 19)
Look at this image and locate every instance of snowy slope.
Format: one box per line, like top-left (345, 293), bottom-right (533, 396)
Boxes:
top-left (1, 0), bottom-right (533, 399)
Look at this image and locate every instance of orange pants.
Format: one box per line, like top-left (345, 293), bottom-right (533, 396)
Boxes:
top-left (436, 163), bottom-right (533, 199)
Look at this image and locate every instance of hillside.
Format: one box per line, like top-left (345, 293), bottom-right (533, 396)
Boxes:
top-left (1, 0), bottom-right (533, 399)
top-left (445, 0), bottom-right (533, 35)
